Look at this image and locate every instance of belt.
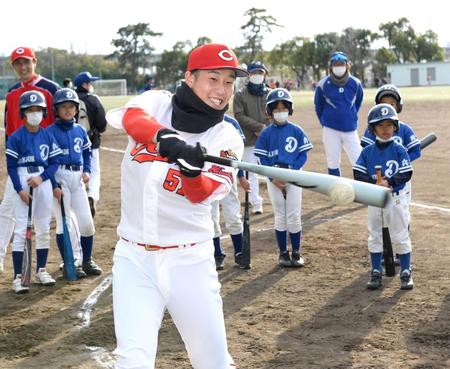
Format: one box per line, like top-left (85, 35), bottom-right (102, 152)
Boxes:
top-left (120, 237), bottom-right (197, 251)
top-left (61, 164), bottom-right (81, 171)
top-left (27, 166), bottom-right (41, 173)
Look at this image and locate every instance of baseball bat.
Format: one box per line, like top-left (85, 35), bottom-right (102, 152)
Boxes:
top-left (241, 171), bottom-right (251, 269)
top-left (375, 166), bottom-right (396, 277)
top-left (21, 187), bottom-right (33, 287)
top-left (419, 132), bottom-right (437, 150)
top-left (60, 191), bottom-right (77, 281)
top-left (204, 154), bottom-right (390, 208)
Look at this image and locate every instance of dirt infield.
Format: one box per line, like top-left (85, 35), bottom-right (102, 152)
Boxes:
top-left (0, 99), bottom-right (449, 369)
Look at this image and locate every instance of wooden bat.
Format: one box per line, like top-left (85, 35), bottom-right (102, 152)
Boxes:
top-left (241, 171), bottom-right (251, 269)
top-left (204, 154), bottom-right (390, 208)
top-left (21, 187), bottom-right (33, 287)
top-left (419, 132), bottom-right (437, 150)
top-left (60, 191), bottom-right (77, 281)
top-left (375, 165), bottom-right (396, 277)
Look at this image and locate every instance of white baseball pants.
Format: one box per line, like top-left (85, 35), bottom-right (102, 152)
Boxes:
top-left (12, 168), bottom-right (53, 252)
top-left (322, 126), bottom-right (362, 169)
top-left (0, 178), bottom-right (16, 261)
top-left (211, 181), bottom-right (243, 238)
top-left (242, 146), bottom-right (263, 208)
top-left (367, 188), bottom-right (411, 254)
top-left (266, 179), bottom-right (302, 233)
top-left (112, 239), bottom-right (235, 369)
top-left (87, 148), bottom-right (101, 202)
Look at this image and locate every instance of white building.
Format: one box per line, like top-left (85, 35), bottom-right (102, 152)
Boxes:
top-left (387, 61), bottom-right (450, 87)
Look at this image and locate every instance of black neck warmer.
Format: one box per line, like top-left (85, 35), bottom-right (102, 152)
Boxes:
top-left (330, 72), bottom-right (350, 87)
top-left (171, 82), bottom-right (228, 133)
top-left (56, 118), bottom-right (75, 131)
top-left (247, 82), bottom-right (267, 96)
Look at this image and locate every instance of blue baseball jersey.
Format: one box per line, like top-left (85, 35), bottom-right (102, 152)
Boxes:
top-left (46, 119), bottom-right (92, 172)
top-left (353, 141), bottom-right (413, 193)
top-left (314, 75), bottom-right (363, 132)
top-left (360, 121), bottom-right (421, 161)
top-left (6, 126), bottom-right (61, 192)
top-left (254, 121), bottom-right (313, 170)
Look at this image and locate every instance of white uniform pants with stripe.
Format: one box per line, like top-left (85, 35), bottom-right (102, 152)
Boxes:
top-left (112, 239), bottom-right (235, 369)
top-left (211, 181), bottom-right (243, 237)
top-left (266, 179), bottom-right (302, 233)
top-left (322, 126), bottom-right (362, 169)
top-left (368, 188), bottom-right (411, 254)
top-left (243, 146), bottom-right (263, 208)
top-left (53, 169), bottom-right (95, 237)
top-left (87, 148), bottom-right (101, 202)
top-left (0, 178), bottom-right (16, 261)
top-left (12, 168), bottom-right (52, 252)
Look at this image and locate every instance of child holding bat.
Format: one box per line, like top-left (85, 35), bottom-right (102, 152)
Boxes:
top-left (46, 88), bottom-right (102, 278)
top-left (254, 88), bottom-right (313, 267)
top-left (6, 91), bottom-right (61, 293)
top-left (353, 104), bottom-right (414, 290)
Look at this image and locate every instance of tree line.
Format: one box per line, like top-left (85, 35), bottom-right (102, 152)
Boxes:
top-left (0, 9), bottom-right (443, 93)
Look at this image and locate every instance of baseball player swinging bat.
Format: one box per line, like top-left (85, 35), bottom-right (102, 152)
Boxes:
top-left (204, 154), bottom-right (390, 208)
top-left (21, 187), bottom-right (33, 287)
top-left (241, 171), bottom-right (251, 269)
top-left (59, 190), bottom-right (77, 281)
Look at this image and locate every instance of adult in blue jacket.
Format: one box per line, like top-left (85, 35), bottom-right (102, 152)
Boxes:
top-left (314, 51), bottom-right (364, 176)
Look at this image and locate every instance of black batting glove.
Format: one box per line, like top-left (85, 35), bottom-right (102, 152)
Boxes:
top-left (156, 128), bottom-right (187, 162)
top-left (177, 143), bottom-right (207, 177)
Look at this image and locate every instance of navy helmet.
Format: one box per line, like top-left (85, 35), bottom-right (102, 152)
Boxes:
top-left (375, 84), bottom-right (403, 113)
top-left (53, 88), bottom-right (79, 110)
top-left (367, 103), bottom-right (399, 132)
top-left (19, 90), bottom-right (47, 118)
top-left (247, 61), bottom-right (268, 73)
top-left (329, 51), bottom-right (348, 65)
top-left (266, 88), bottom-right (293, 115)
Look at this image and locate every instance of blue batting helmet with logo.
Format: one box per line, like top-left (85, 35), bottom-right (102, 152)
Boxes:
top-left (375, 84), bottom-right (403, 113)
top-left (19, 90), bottom-right (47, 118)
top-left (53, 88), bottom-right (80, 110)
top-left (329, 51), bottom-right (348, 65)
top-left (266, 88), bottom-right (293, 115)
top-left (367, 103), bottom-right (399, 132)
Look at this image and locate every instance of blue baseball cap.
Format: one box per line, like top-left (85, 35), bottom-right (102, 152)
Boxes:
top-left (329, 52), bottom-right (348, 65)
top-left (247, 61), bottom-right (268, 73)
top-left (74, 71), bottom-right (100, 87)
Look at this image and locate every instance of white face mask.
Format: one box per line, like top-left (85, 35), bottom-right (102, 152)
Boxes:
top-left (249, 74), bottom-right (265, 85)
top-left (26, 111), bottom-right (43, 126)
top-left (88, 85), bottom-right (94, 94)
top-left (332, 66), bottom-right (347, 78)
top-left (273, 111), bottom-right (289, 124)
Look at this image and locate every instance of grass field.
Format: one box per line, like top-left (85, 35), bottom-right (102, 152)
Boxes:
top-left (1, 85), bottom-right (450, 128)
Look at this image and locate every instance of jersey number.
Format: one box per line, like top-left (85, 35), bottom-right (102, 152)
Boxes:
top-left (163, 169), bottom-right (185, 196)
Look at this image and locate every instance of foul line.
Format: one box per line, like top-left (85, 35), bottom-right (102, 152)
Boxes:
top-left (410, 201), bottom-right (450, 213)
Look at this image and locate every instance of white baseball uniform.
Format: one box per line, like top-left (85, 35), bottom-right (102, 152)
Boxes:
top-left (107, 90), bottom-right (243, 369)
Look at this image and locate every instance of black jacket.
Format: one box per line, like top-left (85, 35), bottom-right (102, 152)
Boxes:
top-left (76, 87), bottom-right (107, 149)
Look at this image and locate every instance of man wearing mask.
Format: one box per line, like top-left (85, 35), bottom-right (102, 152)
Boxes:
top-left (314, 51), bottom-right (364, 176)
top-left (0, 47), bottom-right (59, 274)
top-left (74, 71), bottom-right (108, 217)
top-left (233, 61), bottom-right (270, 214)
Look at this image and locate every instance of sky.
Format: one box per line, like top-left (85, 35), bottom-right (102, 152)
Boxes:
top-left (1, 0), bottom-right (449, 57)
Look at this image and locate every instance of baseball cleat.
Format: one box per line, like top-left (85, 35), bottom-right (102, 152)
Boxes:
top-left (34, 268), bottom-right (56, 286)
top-left (251, 205), bottom-right (263, 215)
top-left (400, 269), bottom-right (414, 290)
top-left (215, 255), bottom-right (226, 270)
top-left (13, 274), bottom-right (30, 294)
top-left (367, 269), bottom-right (382, 290)
top-left (291, 251), bottom-right (305, 267)
top-left (278, 251), bottom-right (291, 267)
top-left (82, 258), bottom-right (103, 275)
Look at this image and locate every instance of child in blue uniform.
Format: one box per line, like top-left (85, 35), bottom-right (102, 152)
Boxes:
top-left (46, 88), bottom-right (102, 277)
top-left (353, 104), bottom-right (414, 290)
top-left (254, 88), bottom-right (313, 267)
top-left (6, 91), bottom-right (61, 293)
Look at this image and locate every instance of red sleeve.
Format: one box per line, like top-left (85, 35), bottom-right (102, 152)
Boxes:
top-left (181, 174), bottom-right (222, 203)
top-left (123, 108), bottom-right (164, 144)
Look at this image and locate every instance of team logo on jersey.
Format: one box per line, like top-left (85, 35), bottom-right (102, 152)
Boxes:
top-left (339, 87), bottom-right (344, 93)
top-left (393, 136), bottom-right (403, 145)
top-left (74, 137), bottom-right (83, 153)
top-left (218, 49), bottom-right (234, 61)
top-left (285, 137), bottom-right (298, 153)
top-left (130, 143), bottom-right (168, 164)
top-left (384, 160), bottom-right (399, 178)
top-left (208, 165), bottom-right (233, 184)
top-left (219, 149), bottom-right (238, 160)
top-left (39, 144), bottom-right (49, 161)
